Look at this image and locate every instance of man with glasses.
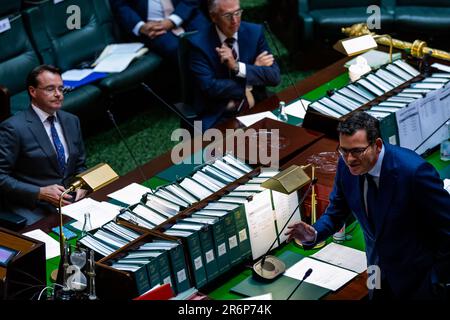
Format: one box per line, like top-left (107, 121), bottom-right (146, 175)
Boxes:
top-left (0, 65), bottom-right (87, 227)
top-left (188, 0), bottom-right (280, 130)
top-left (110, 0), bottom-right (209, 63)
top-left (286, 112), bottom-right (450, 299)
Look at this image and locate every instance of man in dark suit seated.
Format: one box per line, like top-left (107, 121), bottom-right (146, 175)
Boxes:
top-left (0, 65), bottom-right (87, 226)
top-left (286, 112), bottom-right (450, 299)
top-left (110, 0), bottom-right (209, 62)
top-left (189, 0), bottom-right (281, 130)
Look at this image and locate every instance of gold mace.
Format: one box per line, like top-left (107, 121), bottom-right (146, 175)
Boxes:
top-left (341, 23), bottom-right (450, 61)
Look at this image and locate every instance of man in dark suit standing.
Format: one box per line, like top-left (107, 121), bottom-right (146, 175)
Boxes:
top-left (189, 0), bottom-right (280, 130)
top-left (110, 0), bottom-right (209, 62)
top-left (0, 65), bottom-right (87, 226)
top-left (286, 112), bottom-right (450, 299)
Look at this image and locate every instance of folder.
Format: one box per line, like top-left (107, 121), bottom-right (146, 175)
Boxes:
top-left (117, 257), bottom-right (161, 289)
top-left (110, 262), bottom-right (152, 295)
top-left (165, 226), bottom-right (208, 289)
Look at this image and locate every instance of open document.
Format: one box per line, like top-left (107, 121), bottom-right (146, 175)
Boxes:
top-left (284, 257), bottom-right (358, 291)
top-left (311, 242), bottom-right (367, 274)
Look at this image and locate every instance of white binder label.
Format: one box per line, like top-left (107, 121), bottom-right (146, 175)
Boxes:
top-left (389, 135), bottom-right (397, 145)
top-left (0, 18), bottom-right (11, 34)
top-left (177, 269), bottom-right (187, 283)
top-left (228, 235), bottom-right (238, 249)
top-left (239, 228), bottom-right (248, 242)
top-left (205, 249), bottom-right (214, 263)
top-left (194, 256), bottom-right (203, 270)
top-left (163, 276), bottom-right (172, 286)
top-left (218, 243), bottom-right (227, 257)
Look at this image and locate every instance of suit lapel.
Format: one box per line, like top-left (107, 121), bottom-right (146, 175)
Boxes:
top-left (374, 145), bottom-right (397, 239)
top-left (57, 111), bottom-right (72, 176)
top-left (237, 24), bottom-right (250, 64)
top-left (26, 107), bottom-right (60, 174)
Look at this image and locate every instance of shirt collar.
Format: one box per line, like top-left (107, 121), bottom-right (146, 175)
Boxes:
top-left (368, 143), bottom-right (385, 178)
top-left (31, 104), bottom-right (58, 124)
top-left (215, 26), bottom-right (238, 44)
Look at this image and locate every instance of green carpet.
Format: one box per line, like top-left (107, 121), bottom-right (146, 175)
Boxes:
top-left (84, 0), bottom-right (314, 176)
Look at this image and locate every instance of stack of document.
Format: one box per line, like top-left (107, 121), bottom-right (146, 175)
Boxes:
top-left (61, 198), bottom-right (122, 232)
top-left (116, 154), bottom-right (253, 228)
top-left (309, 59), bottom-right (420, 119)
top-left (92, 42), bottom-right (148, 73)
top-left (78, 221), bottom-right (141, 257)
top-left (107, 239), bottom-right (191, 295)
top-left (365, 68), bottom-right (450, 154)
top-left (22, 229), bottom-right (61, 260)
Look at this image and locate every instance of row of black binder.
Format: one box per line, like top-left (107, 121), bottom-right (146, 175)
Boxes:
top-left (309, 59), bottom-right (420, 118)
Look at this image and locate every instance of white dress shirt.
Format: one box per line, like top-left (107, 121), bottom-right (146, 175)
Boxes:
top-left (31, 104), bottom-right (69, 163)
top-left (132, 0), bottom-right (183, 36)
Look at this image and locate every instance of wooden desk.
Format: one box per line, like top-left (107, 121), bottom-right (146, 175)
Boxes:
top-left (21, 55), bottom-right (368, 299)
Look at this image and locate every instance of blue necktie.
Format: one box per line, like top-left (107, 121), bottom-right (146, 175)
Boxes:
top-left (47, 115), bottom-right (66, 174)
top-left (365, 174), bottom-right (378, 231)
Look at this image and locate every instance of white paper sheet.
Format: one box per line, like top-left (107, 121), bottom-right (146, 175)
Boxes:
top-left (23, 229), bottom-right (60, 260)
top-left (241, 293), bottom-right (273, 300)
top-left (62, 198), bottom-right (122, 231)
top-left (415, 90), bottom-right (449, 155)
top-left (431, 63), bottom-right (450, 73)
top-left (62, 69), bottom-right (94, 81)
top-left (107, 182), bottom-right (153, 206)
top-left (396, 103), bottom-right (422, 150)
top-left (284, 257), bottom-right (358, 291)
top-left (311, 242), bottom-right (367, 274)
top-left (444, 179), bottom-right (450, 194)
top-left (237, 111), bottom-right (278, 127)
top-left (244, 189), bottom-right (278, 260)
top-left (272, 190), bottom-right (301, 244)
top-left (93, 53), bottom-right (137, 73)
top-left (284, 99), bottom-right (310, 119)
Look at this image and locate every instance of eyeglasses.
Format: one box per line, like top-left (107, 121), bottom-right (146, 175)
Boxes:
top-left (221, 9), bottom-right (243, 21)
top-left (36, 86), bottom-right (66, 95)
top-left (337, 144), bottom-right (371, 158)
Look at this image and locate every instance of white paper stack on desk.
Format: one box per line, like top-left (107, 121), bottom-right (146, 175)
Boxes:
top-left (309, 59), bottom-right (420, 119)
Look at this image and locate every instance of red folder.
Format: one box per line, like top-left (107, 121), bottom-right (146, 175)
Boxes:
top-left (133, 283), bottom-right (174, 300)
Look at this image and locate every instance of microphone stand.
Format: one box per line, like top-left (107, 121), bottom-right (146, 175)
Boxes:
top-left (263, 21), bottom-right (307, 114)
top-left (107, 109), bottom-right (148, 183)
top-left (253, 177), bottom-right (318, 281)
top-left (287, 268), bottom-right (313, 300)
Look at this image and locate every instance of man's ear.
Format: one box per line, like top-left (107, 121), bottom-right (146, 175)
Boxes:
top-left (28, 86), bottom-right (37, 99)
top-left (375, 137), bottom-right (383, 151)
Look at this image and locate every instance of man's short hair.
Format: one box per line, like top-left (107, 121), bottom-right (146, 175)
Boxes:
top-left (26, 64), bottom-right (61, 89)
top-left (337, 111), bottom-right (381, 144)
top-left (208, 0), bottom-right (239, 13)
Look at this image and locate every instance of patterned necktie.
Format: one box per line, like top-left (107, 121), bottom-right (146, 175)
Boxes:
top-left (47, 115), bottom-right (66, 174)
top-left (365, 174), bottom-right (378, 231)
top-left (224, 37), bottom-right (238, 60)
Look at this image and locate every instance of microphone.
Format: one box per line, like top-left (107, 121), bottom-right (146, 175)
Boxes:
top-left (140, 82), bottom-right (201, 134)
top-left (252, 177), bottom-right (318, 281)
top-left (263, 21), bottom-right (307, 114)
top-left (106, 109), bottom-right (148, 183)
top-left (287, 268), bottom-right (313, 300)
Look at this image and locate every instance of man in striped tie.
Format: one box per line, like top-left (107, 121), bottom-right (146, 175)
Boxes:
top-left (0, 65), bottom-right (87, 227)
top-left (189, 0), bottom-right (281, 130)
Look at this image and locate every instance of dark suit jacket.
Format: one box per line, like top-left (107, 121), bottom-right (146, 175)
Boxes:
top-left (313, 143), bottom-right (450, 298)
top-left (0, 108), bottom-right (86, 216)
top-left (110, 0), bottom-right (200, 33)
top-left (189, 22), bottom-right (281, 129)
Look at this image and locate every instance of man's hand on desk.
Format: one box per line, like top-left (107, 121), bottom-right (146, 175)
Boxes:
top-left (254, 51), bottom-right (274, 67)
top-left (285, 221), bottom-right (317, 244)
top-left (38, 184), bottom-right (73, 207)
top-left (139, 21), bottom-right (168, 39)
